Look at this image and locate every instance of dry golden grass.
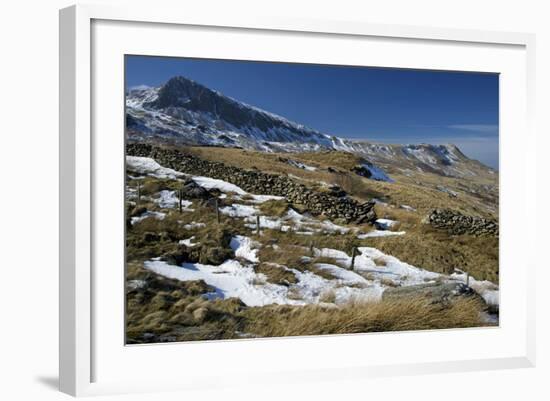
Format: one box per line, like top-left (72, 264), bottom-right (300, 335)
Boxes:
top-left (258, 199), bottom-right (289, 217)
top-left (372, 256), bottom-right (387, 267)
top-left (178, 145), bottom-right (498, 221)
top-left (257, 244), bottom-right (309, 270)
top-left (127, 260), bottom-right (487, 343)
top-left (362, 229), bottom-right (499, 283)
top-left (244, 296), bottom-right (485, 337)
top-left (125, 147), bottom-right (498, 343)
top-left (254, 263), bottom-right (298, 286)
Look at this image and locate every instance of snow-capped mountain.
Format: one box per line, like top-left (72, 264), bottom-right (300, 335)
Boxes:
top-left (126, 76), bottom-right (495, 179)
top-left (126, 76), bottom-right (335, 152)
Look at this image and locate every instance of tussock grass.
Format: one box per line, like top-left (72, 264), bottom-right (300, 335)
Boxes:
top-left (136, 177), bottom-right (181, 196)
top-left (374, 204), bottom-right (420, 230)
top-left (363, 230), bottom-right (499, 283)
top-left (331, 172), bottom-right (386, 200)
top-left (254, 263), bottom-right (298, 286)
top-left (244, 296), bottom-right (484, 337)
top-left (258, 199), bottom-right (289, 217)
top-left (257, 244), bottom-right (309, 270)
top-left (127, 261), bottom-right (488, 344)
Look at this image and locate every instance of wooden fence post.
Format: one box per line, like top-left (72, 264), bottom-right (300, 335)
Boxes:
top-left (178, 188), bottom-right (183, 213)
top-left (465, 272), bottom-right (470, 287)
top-left (351, 247), bottom-right (357, 270)
top-left (256, 215), bottom-right (260, 234)
top-left (310, 241), bottom-right (314, 256)
top-left (215, 198), bottom-right (220, 224)
top-left (136, 181), bottom-right (141, 204)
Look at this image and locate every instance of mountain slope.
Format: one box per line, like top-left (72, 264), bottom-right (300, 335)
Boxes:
top-left (126, 76), bottom-right (497, 180)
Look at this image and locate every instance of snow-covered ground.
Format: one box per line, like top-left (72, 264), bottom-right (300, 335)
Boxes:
top-left (155, 190), bottom-right (194, 211)
top-left (191, 176), bottom-right (284, 204)
top-left (181, 222), bottom-right (206, 230)
top-left (127, 156), bottom-right (185, 179)
top-left (191, 176), bottom-right (247, 195)
top-left (286, 159), bottom-right (317, 171)
top-left (374, 218), bottom-right (398, 230)
top-left (179, 236), bottom-right (198, 247)
top-left (143, 239), bottom-right (497, 308)
top-left (450, 271), bottom-right (499, 307)
top-left (357, 230), bottom-right (406, 239)
top-left (131, 210), bottom-right (166, 225)
top-left (230, 235), bottom-right (260, 263)
top-left (127, 157), bottom-right (499, 311)
top-left (361, 162), bottom-right (394, 183)
top-left (242, 208), bottom-right (350, 235)
top-left (220, 204), bottom-right (259, 217)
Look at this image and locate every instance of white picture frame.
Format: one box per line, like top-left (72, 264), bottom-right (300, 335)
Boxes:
top-left (59, 4), bottom-right (536, 397)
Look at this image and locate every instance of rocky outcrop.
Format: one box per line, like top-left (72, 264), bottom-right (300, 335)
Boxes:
top-left (127, 143), bottom-right (377, 224)
top-left (382, 281), bottom-right (483, 305)
top-left (426, 209), bottom-right (498, 237)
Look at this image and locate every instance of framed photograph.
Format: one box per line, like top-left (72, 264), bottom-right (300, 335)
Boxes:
top-left (59, 4), bottom-right (536, 396)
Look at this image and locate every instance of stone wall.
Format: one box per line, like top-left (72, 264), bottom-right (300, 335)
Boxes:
top-left (426, 209), bottom-right (499, 237)
top-left (127, 143), bottom-right (376, 224)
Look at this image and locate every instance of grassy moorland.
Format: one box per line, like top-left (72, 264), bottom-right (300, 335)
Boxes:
top-left (125, 147), bottom-right (498, 343)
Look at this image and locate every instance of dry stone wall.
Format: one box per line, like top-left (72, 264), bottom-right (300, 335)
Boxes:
top-left (427, 209), bottom-right (499, 237)
top-left (127, 143), bottom-right (376, 224)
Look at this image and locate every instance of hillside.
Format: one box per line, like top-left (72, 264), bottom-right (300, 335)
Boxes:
top-left (124, 75), bottom-right (499, 343)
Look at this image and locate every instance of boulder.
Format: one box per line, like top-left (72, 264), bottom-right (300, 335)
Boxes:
top-left (181, 179), bottom-right (211, 199)
top-left (382, 281), bottom-right (484, 306)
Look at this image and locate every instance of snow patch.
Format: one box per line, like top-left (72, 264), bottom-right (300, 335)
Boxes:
top-left (130, 210), bottom-right (166, 225)
top-left (220, 204), bottom-right (259, 217)
top-left (179, 236), bottom-right (198, 247)
top-left (192, 176), bottom-right (247, 195)
top-left (361, 162), bottom-right (394, 182)
top-left (155, 190), bottom-right (193, 211)
top-left (182, 222), bottom-right (206, 230)
top-left (126, 156), bottom-right (185, 179)
top-left (230, 235), bottom-right (260, 263)
top-left (357, 230), bottom-right (406, 239)
top-left (375, 218), bottom-right (398, 230)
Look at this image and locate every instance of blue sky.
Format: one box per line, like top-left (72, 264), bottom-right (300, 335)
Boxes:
top-left (126, 55), bottom-right (499, 169)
